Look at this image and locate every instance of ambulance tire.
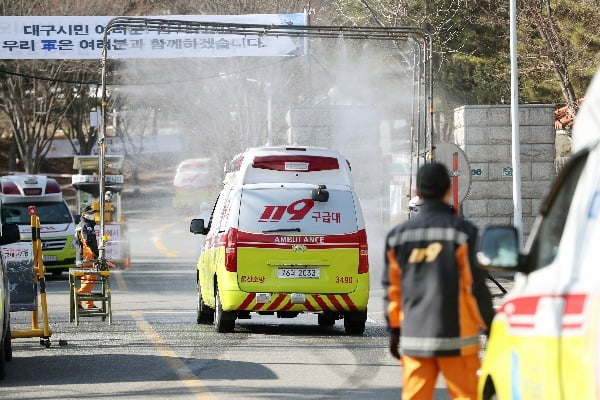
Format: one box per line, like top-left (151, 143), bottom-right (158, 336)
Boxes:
top-left (0, 332), bottom-right (5, 379)
top-left (344, 311), bottom-right (367, 335)
top-left (215, 288), bottom-right (236, 333)
top-left (318, 312), bottom-right (336, 327)
top-left (196, 284), bottom-right (214, 325)
top-left (4, 323), bottom-right (12, 362)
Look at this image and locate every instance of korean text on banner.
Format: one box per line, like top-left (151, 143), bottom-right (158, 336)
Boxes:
top-left (0, 14), bottom-right (306, 59)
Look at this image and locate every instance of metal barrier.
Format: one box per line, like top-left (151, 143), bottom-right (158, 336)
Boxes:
top-left (9, 206), bottom-right (52, 347)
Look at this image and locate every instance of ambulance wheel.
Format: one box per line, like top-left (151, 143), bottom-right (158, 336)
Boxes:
top-left (4, 323), bottom-right (12, 362)
top-left (344, 311), bottom-right (367, 335)
top-left (0, 335), bottom-right (5, 379)
top-left (318, 312), bottom-right (336, 327)
top-left (196, 284), bottom-right (214, 325)
top-left (215, 288), bottom-right (235, 333)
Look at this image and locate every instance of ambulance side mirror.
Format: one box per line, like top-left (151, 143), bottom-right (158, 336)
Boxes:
top-left (0, 223), bottom-right (20, 245)
top-left (476, 226), bottom-right (521, 273)
top-left (190, 218), bottom-right (209, 235)
top-left (311, 185), bottom-right (329, 202)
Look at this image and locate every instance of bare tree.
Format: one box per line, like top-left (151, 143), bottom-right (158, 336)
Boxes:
top-left (60, 62), bottom-right (103, 156)
top-left (0, 61), bottom-right (77, 173)
top-left (519, 0), bottom-right (587, 117)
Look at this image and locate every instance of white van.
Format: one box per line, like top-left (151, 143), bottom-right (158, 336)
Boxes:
top-left (173, 158), bottom-right (220, 210)
top-left (476, 71), bottom-right (600, 399)
top-left (0, 175), bottom-right (76, 276)
top-left (190, 146), bottom-right (370, 334)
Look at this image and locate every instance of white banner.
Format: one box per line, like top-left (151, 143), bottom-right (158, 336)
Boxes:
top-left (44, 135), bottom-right (186, 158)
top-left (0, 14), bottom-right (306, 59)
top-left (94, 224), bottom-right (123, 261)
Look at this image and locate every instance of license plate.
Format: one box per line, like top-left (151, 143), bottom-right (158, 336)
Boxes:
top-left (277, 268), bottom-right (320, 278)
top-left (43, 255), bottom-right (57, 262)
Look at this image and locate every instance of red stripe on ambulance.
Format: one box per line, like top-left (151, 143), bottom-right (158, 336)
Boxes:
top-left (327, 294), bottom-right (345, 311)
top-left (238, 293), bottom-right (256, 310)
top-left (501, 294), bottom-right (587, 331)
top-left (236, 293), bottom-right (358, 312)
top-left (236, 231), bottom-right (360, 250)
top-left (312, 295), bottom-right (331, 311)
top-left (341, 294), bottom-right (358, 311)
top-left (303, 299), bottom-right (316, 311)
top-left (267, 294), bottom-right (287, 311)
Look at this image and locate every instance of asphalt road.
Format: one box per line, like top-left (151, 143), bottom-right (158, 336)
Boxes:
top-left (1, 195), bottom-right (509, 399)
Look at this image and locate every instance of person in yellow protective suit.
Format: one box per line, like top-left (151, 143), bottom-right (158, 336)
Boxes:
top-left (74, 205), bottom-right (99, 309)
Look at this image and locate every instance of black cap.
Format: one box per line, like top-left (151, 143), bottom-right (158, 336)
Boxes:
top-left (82, 205), bottom-right (94, 214)
top-left (416, 162), bottom-right (451, 199)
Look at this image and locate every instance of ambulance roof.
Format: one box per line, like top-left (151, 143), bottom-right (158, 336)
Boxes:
top-left (224, 146), bottom-right (354, 187)
top-left (573, 69), bottom-right (600, 153)
top-left (0, 175), bottom-right (63, 202)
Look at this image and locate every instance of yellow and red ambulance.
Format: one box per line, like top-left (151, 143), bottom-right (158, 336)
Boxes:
top-left (476, 70), bottom-right (600, 399)
top-left (0, 175), bottom-right (76, 276)
top-left (190, 146), bottom-right (370, 334)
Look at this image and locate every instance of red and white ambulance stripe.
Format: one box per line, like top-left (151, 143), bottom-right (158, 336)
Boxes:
top-left (236, 293), bottom-right (358, 312)
top-left (499, 293), bottom-right (587, 334)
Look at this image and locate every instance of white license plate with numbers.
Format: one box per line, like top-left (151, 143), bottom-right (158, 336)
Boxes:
top-left (277, 268), bottom-right (320, 278)
top-left (43, 255), bottom-right (57, 262)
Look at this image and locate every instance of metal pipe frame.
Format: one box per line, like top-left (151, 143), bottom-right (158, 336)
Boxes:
top-left (99, 17), bottom-right (433, 257)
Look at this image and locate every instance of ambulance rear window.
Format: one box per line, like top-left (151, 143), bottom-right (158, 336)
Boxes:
top-left (252, 155), bottom-right (339, 172)
top-left (237, 188), bottom-right (358, 235)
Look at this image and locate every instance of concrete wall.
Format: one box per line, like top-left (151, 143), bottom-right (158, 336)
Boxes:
top-left (453, 104), bottom-right (556, 237)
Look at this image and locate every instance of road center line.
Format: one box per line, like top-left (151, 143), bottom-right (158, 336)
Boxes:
top-left (132, 311), bottom-right (216, 400)
top-left (153, 222), bottom-right (179, 257)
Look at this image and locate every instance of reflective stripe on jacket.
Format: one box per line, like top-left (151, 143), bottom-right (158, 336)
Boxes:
top-left (382, 199), bottom-right (495, 357)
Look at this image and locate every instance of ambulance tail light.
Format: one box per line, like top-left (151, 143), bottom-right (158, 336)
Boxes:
top-left (225, 227), bottom-right (238, 272)
top-left (1, 180), bottom-right (20, 195)
top-left (45, 179), bottom-right (61, 194)
top-left (357, 229), bottom-right (369, 274)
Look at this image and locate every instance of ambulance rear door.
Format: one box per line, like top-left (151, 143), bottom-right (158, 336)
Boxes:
top-left (235, 184), bottom-right (364, 294)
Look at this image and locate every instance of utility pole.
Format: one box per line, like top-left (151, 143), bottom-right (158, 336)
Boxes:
top-left (510, 0), bottom-right (523, 244)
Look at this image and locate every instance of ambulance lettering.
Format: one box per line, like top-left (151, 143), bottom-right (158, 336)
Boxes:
top-left (240, 275), bottom-right (265, 283)
top-left (273, 236), bottom-right (325, 244)
top-left (258, 199), bottom-right (314, 222)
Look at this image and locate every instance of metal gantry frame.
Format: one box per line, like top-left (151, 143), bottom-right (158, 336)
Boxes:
top-left (99, 18), bottom-right (433, 258)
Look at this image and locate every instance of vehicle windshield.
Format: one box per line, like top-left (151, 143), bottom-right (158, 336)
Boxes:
top-left (238, 188), bottom-right (358, 235)
top-left (1, 201), bottom-right (73, 225)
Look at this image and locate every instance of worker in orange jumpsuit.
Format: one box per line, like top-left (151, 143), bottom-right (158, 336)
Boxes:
top-left (74, 205), bottom-right (99, 308)
top-left (383, 162), bottom-right (495, 400)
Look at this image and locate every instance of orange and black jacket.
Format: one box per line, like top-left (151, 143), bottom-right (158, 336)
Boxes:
top-left (75, 217), bottom-right (99, 266)
top-left (383, 199), bottom-right (495, 357)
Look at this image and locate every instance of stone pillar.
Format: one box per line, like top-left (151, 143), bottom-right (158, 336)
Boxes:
top-left (453, 104), bottom-right (555, 237)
